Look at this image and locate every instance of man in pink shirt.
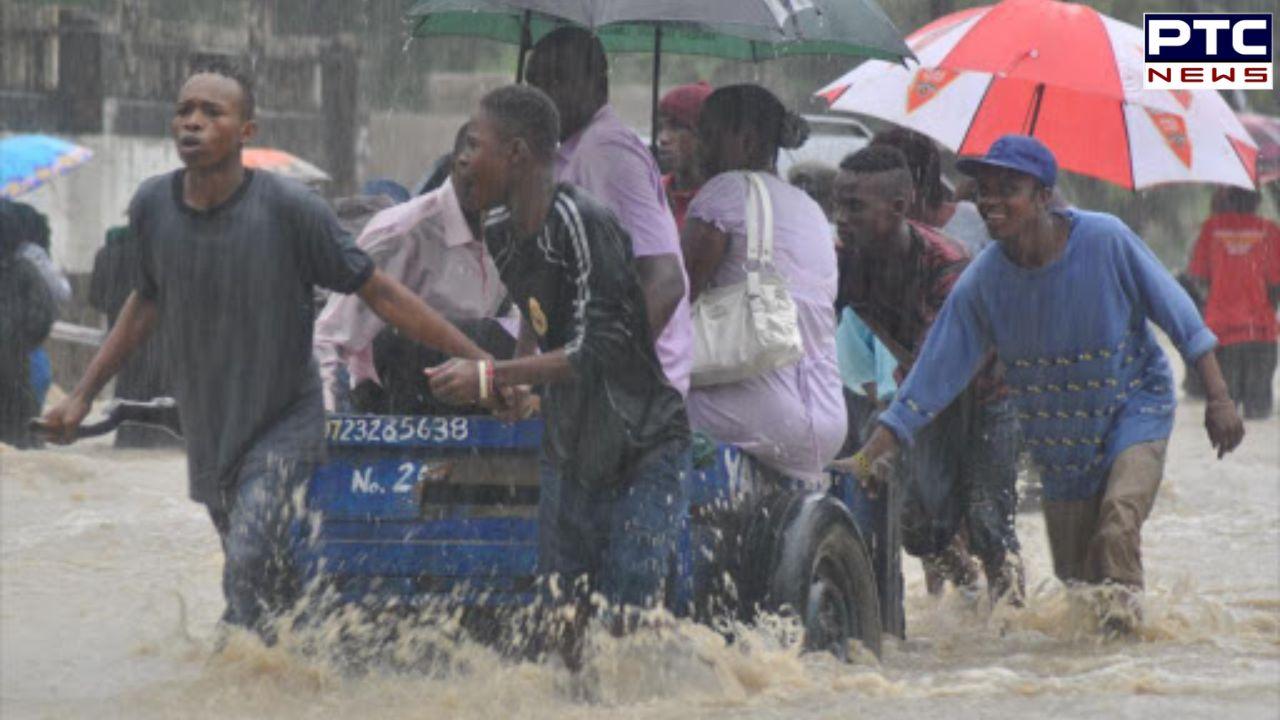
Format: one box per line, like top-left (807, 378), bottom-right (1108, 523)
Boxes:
top-left (525, 27), bottom-right (693, 395)
top-left (314, 131), bottom-right (515, 411)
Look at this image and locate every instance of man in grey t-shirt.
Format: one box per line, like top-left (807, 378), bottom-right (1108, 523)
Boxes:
top-left (41, 61), bottom-right (492, 640)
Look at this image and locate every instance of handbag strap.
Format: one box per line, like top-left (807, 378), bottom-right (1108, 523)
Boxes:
top-left (744, 172), bottom-right (774, 296)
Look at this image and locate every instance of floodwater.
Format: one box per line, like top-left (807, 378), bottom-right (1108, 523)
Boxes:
top-left (2, 393), bottom-right (1277, 719)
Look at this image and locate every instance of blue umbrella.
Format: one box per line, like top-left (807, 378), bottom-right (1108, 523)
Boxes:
top-left (1, 135), bottom-right (94, 199)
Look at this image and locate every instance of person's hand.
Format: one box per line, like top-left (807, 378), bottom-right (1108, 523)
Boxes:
top-left (425, 359), bottom-right (481, 405)
top-left (830, 449), bottom-right (896, 498)
top-left (492, 385), bottom-right (540, 423)
top-left (1205, 398), bottom-right (1245, 459)
top-left (38, 394), bottom-right (92, 445)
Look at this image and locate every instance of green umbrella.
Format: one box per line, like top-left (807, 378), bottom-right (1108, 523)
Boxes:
top-left (407, 0), bottom-right (911, 143)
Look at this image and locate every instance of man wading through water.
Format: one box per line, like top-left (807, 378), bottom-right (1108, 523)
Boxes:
top-left (430, 85), bottom-right (691, 665)
top-left (837, 136), bottom-right (1245, 635)
top-left (834, 145), bottom-right (1025, 605)
top-left (39, 60), bottom-right (497, 641)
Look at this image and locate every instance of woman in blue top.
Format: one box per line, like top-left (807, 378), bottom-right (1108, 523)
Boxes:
top-left (837, 135), bottom-right (1244, 635)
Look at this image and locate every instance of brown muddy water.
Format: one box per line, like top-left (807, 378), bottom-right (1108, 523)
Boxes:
top-left (2, 395), bottom-right (1277, 720)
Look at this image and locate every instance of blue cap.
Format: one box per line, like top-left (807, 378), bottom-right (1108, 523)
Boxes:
top-left (956, 135), bottom-right (1057, 188)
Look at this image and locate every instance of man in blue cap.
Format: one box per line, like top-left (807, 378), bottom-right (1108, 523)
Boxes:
top-left (837, 134), bottom-right (1244, 635)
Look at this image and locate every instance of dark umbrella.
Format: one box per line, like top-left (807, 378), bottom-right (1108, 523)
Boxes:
top-left (407, 0), bottom-right (911, 146)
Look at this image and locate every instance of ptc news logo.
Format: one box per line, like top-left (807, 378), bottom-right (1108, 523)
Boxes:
top-left (1144, 13), bottom-right (1273, 90)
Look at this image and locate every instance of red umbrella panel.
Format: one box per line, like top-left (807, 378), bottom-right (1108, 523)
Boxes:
top-left (1238, 113), bottom-right (1280, 185)
top-left (817, 0), bottom-right (1259, 190)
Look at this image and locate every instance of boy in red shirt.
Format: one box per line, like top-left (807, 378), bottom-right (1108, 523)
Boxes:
top-left (1187, 186), bottom-right (1280, 419)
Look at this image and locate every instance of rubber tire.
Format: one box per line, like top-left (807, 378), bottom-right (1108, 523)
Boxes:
top-left (767, 494), bottom-right (883, 659)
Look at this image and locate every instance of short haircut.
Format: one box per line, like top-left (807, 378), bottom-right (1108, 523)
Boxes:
top-left (188, 56), bottom-right (256, 120)
top-left (531, 26), bottom-right (608, 81)
top-left (480, 84), bottom-right (560, 161)
top-left (840, 144), bottom-right (909, 174)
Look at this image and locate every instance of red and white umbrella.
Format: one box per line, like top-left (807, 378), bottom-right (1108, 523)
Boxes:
top-left (242, 147), bottom-right (331, 184)
top-left (816, 0), bottom-right (1259, 190)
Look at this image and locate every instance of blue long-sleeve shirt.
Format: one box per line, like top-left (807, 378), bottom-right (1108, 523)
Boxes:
top-left (880, 210), bottom-right (1217, 501)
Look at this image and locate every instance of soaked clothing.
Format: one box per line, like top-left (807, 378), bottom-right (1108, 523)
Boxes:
top-left (684, 172), bottom-right (846, 485)
top-left (1187, 212), bottom-right (1280, 346)
top-left (315, 179), bottom-right (511, 408)
top-left (537, 437), bottom-right (690, 609)
top-left (1043, 440), bottom-right (1166, 588)
top-left (898, 391), bottom-right (1021, 566)
top-left (0, 254), bottom-right (54, 448)
top-left (1216, 341), bottom-right (1277, 419)
top-left (482, 184), bottom-right (689, 491)
top-left (880, 210), bottom-right (1217, 502)
top-left (130, 169), bottom-right (374, 510)
top-left (557, 104), bottom-right (693, 395)
top-left (838, 220), bottom-right (968, 364)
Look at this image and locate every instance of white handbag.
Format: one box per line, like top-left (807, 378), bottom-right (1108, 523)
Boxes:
top-left (690, 172), bottom-right (804, 387)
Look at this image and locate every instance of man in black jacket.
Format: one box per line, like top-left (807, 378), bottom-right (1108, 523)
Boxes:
top-left (430, 85), bottom-right (691, 619)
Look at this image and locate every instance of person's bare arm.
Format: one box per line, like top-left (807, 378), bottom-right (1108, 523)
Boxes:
top-left (427, 350), bottom-right (575, 404)
top-left (356, 269), bottom-right (488, 361)
top-left (1195, 349), bottom-right (1245, 458)
top-left (635, 253), bottom-right (685, 338)
top-left (41, 291), bottom-right (158, 442)
top-left (681, 219), bottom-right (729, 302)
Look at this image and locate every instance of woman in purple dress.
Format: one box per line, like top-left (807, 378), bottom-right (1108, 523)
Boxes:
top-left (680, 85), bottom-right (846, 486)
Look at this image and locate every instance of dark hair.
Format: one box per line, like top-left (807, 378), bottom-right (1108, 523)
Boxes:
top-left (702, 84), bottom-right (809, 158)
top-left (0, 201), bottom-right (18, 260)
top-left (1211, 185), bottom-right (1262, 215)
top-left (872, 128), bottom-right (945, 211)
top-left (531, 26), bottom-right (609, 83)
top-left (7, 201), bottom-right (51, 252)
top-left (480, 84), bottom-right (560, 161)
top-left (840, 144), bottom-right (910, 175)
top-left (188, 56), bottom-right (256, 120)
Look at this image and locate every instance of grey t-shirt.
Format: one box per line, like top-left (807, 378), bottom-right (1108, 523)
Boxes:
top-left (130, 170), bottom-right (373, 509)
top-left (941, 200), bottom-right (994, 256)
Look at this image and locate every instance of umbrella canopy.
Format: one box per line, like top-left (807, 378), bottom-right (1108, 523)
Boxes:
top-left (242, 148), bottom-right (331, 184)
top-left (1239, 113), bottom-right (1280, 185)
top-left (816, 0), bottom-right (1258, 191)
top-left (408, 0), bottom-right (911, 62)
top-left (408, 0), bottom-right (910, 146)
top-left (1, 135), bottom-right (94, 199)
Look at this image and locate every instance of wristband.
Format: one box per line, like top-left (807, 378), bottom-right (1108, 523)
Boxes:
top-left (485, 360), bottom-right (497, 396)
top-left (477, 360), bottom-right (490, 402)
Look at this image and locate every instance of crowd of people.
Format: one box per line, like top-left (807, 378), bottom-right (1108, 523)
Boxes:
top-left (10, 25), bottom-right (1274, 655)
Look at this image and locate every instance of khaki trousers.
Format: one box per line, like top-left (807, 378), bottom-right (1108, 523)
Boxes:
top-left (1042, 441), bottom-right (1167, 589)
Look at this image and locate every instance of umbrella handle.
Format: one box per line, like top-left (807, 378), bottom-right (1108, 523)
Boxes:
top-left (650, 25), bottom-right (663, 156)
top-left (516, 10), bottom-right (532, 83)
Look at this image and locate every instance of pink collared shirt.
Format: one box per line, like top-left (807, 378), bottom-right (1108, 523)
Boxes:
top-left (556, 104), bottom-right (693, 395)
top-left (314, 179), bottom-right (512, 408)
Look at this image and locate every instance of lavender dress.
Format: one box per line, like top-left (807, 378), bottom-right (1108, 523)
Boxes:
top-left (685, 171), bottom-right (847, 485)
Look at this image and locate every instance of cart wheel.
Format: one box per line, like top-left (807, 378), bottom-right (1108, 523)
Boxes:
top-left (768, 494), bottom-right (882, 659)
